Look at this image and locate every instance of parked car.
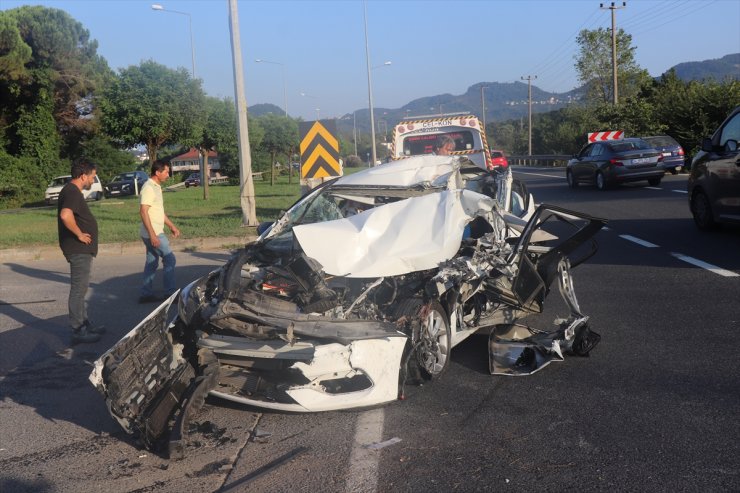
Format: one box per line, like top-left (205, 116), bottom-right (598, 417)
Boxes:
top-left (567, 137), bottom-right (665, 190)
top-left (104, 171), bottom-right (149, 198)
top-left (490, 149), bottom-right (509, 168)
top-left (45, 175), bottom-right (103, 204)
top-left (688, 106), bottom-right (740, 230)
top-left (642, 135), bottom-right (685, 174)
top-left (89, 155), bottom-right (606, 453)
top-left (184, 172), bottom-right (201, 187)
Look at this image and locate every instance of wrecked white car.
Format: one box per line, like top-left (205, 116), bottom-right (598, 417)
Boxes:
top-left (90, 155), bottom-right (605, 452)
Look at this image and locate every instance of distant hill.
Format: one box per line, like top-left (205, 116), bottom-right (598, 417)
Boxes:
top-left (247, 103), bottom-right (285, 117)
top-left (248, 53), bottom-right (736, 137)
top-left (667, 53), bottom-right (739, 82)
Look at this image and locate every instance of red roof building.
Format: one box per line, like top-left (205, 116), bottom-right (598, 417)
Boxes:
top-left (169, 148), bottom-right (221, 175)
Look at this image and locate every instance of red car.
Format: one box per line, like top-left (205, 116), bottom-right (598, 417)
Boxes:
top-left (490, 149), bottom-right (508, 168)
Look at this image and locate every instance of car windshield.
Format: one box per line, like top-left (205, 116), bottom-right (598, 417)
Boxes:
top-left (112, 173), bottom-right (137, 181)
top-left (491, 151), bottom-right (504, 158)
top-left (609, 140), bottom-right (651, 152)
top-left (50, 177), bottom-right (71, 187)
top-left (643, 136), bottom-right (678, 147)
top-left (402, 130), bottom-right (475, 156)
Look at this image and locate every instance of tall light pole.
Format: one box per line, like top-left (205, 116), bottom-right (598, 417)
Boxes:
top-left (521, 75), bottom-right (537, 156)
top-left (480, 85), bottom-right (489, 129)
top-left (353, 110), bottom-right (358, 156)
top-left (227, 0), bottom-right (256, 225)
top-left (601, 2), bottom-right (626, 105)
top-left (363, 3), bottom-right (391, 167)
top-left (151, 4), bottom-right (195, 78)
top-left (300, 91), bottom-right (319, 121)
top-left (255, 59), bottom-right (288, 116)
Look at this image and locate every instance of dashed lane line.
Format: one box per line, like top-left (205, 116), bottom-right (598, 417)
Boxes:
top-left (670, 253), bottom-right (739, 278)
top-left (619, 235), bottom-right (659, 248)
top-left (672, 190), bottom-right (688, 194)
top-left (512, 170), bottom-right (566, 179)
top-left (346, 408), bottom-right (384, 492)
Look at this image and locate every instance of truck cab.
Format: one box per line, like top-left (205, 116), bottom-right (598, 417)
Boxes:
top-left (391, 113), bottom-right (493, 170)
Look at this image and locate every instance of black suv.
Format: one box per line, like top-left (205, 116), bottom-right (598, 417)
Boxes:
top-left (104, 171), bottom-right (149, 198)
top-left (688, 106), bottom-right (740, 229)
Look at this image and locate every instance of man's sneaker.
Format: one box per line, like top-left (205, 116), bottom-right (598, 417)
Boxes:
top-left (71, 328), bottom-right (101, 345)
top-left (138, 294), bottom-right (162, 304)
top-left (82, 320), bottom-right (106, 334)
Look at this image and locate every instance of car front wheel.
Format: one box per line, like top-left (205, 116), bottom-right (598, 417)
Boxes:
top-left (691, 190), bottom-right (716, 230)
top-left (394, 299), bottom-right (451, 381)
top-left (567, 170), bottom-right (578, 188)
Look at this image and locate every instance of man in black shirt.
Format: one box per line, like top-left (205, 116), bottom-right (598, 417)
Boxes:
top-left (57, 159), bottom-right (105, 344)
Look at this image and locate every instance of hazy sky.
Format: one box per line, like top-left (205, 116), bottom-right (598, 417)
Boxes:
top-left (2, 0), bottom-right (739, 120)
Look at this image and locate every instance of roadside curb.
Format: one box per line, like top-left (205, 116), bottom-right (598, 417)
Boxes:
top-left (0, 235), bottom-right (256, 262)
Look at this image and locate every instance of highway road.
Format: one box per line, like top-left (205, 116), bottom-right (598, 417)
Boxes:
top-left (1, 167), bottom-right (738, 492)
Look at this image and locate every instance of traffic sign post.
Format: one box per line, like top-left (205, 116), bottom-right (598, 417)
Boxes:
top-left (299, 119), bottom-right (342, 193)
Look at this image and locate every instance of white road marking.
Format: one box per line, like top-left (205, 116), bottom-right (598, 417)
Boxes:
top-left (619, 235), bottom-right (659, 248)
top-left (346, 408), bottom-right (384, 492)
top-left (645, 187), bottom-right (662, 190)
top-left (512, 170), bottom-right (566, 179)
top-left (670, 253), bottom-right (739, 277)
top-left (672, 189), bottom-right (688, 194)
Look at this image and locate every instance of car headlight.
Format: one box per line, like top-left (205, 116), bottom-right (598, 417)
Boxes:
top-left (177, 278), bottom-right (203, 325)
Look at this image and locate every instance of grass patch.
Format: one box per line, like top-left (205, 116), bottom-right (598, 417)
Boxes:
top-left (0, 174), bottom-right (317, 249)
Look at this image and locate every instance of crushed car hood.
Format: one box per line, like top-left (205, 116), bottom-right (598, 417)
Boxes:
top-left (294, 189), bottom-right (495, 278)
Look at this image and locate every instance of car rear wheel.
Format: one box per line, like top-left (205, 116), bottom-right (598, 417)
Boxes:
top-left (669, 167), bottom-right (681, 175)
top-left (648, 177), bottom-right (662, 186)
top-left (566, 170), bottom-right (578, 188)
top-left (691, 190), bottom-right (716, 230)
top-left (595, 171), bottom-right (608, 191)
top-left (394, 299), bottom-right (451, 380)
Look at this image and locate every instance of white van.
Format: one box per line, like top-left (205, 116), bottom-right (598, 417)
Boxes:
top-left (45, 175), bottom-right (104, 205)
top-left (391, 113), bottom-right (494, 170)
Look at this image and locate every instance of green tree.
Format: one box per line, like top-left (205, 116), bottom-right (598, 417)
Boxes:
top-left (100, 60), bottom-right (206, 164)
top-left (575, 27), bottom-right (650, 105)
top-left (256, 114), bottom-right (298, 186)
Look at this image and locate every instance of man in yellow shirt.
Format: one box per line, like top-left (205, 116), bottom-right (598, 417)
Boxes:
top-left (139, 160), bottom-right (180, 303)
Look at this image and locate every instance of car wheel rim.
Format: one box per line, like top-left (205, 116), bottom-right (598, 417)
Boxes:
top-left (417, 309), bottom-right (448, 375)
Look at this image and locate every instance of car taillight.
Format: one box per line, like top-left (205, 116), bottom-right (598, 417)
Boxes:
top-left (678, 147), bottom-right (684, 156)
top-left (657, 155), bottom-right (664, 162)
top-left (609, 158), bottom-right (624, 167)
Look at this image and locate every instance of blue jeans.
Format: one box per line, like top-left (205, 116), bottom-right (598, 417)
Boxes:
top-left (64, 253), bottom-right (93, 330)
top-left (140, 234), bottom-right (176, 297)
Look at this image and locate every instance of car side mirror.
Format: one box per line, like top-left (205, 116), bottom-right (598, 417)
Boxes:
top-left (725, 139), bottom-right (738, 153)
top-left (701, 137), bottom-right (713, 152)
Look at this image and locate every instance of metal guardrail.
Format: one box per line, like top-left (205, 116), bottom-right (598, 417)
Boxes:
top-left (508, 154), bottom-right (571, 167)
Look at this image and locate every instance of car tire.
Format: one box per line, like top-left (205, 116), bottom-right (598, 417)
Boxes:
top-left (691, 190), bottom-right (716, 230)
top-left (393, 298), bottom-right (451, 381)
top-left (595, 171), bottom-right (608, 191)
top-left (566, 170), bottom-right (578, 188)
top-left (95, 191), bottom-right (102, 201)
top-left (648, 177), bottom-right (662, 186)
top-left (669, 167), bottom-right (680, 175)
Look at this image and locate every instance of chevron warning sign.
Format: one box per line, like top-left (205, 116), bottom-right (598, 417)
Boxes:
top-left (299, 120), bottom-right (341, 179)
top-left (588, 130), bottom-right (624, 142)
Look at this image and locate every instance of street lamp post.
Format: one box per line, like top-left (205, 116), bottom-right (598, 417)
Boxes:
top-left (363, 2), bottom-right (392, 167)
top-left (300, 92), bottom-right (319, 121)
top-left (255, 59), bottom-right (288, 117)
top-left (151, 4), bottom-right (195, 78)
top-left (480, 85), bottom-right (489, 129)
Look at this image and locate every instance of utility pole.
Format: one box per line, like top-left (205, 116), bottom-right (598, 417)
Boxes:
top-left (601, 2), bottom-right (626, 105)
top-left (228, 0), bottom-right (257, 226)
top-left (521, 75), bottom-right (536, 156)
